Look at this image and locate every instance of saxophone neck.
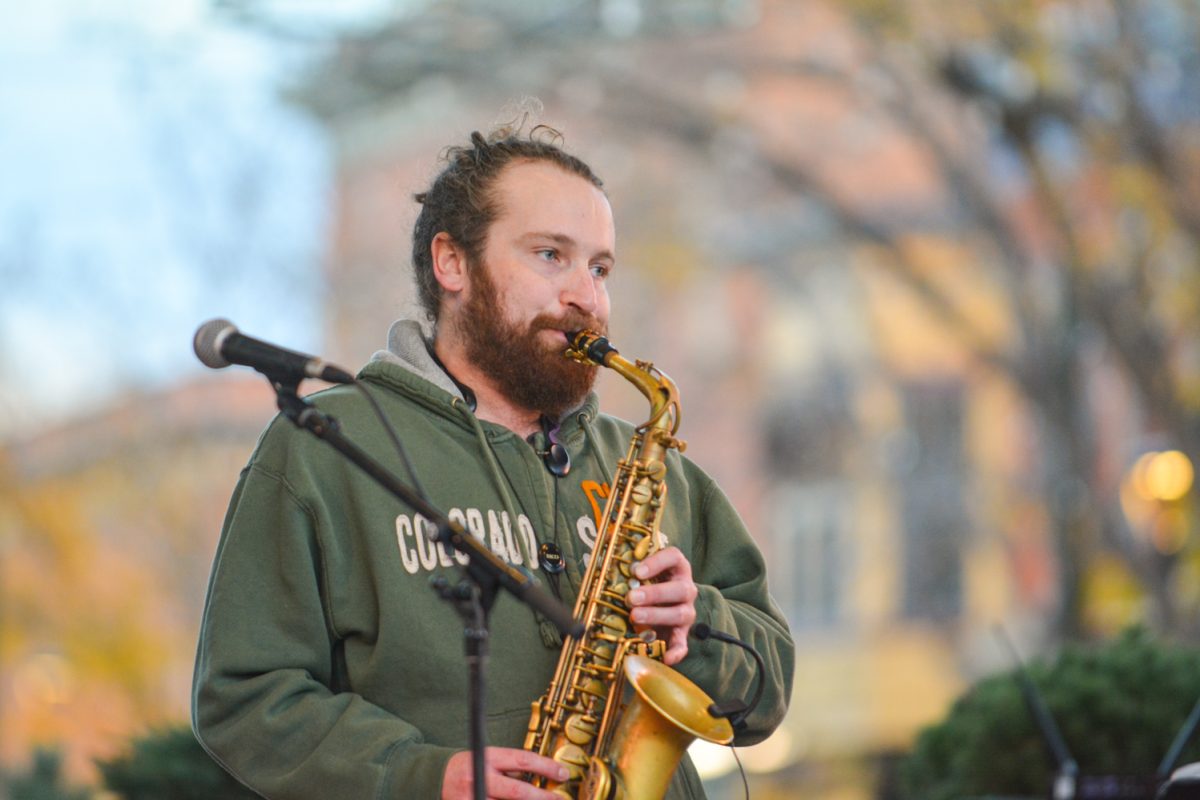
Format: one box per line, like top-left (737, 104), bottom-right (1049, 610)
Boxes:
top-left (566, 330), bottom-right (684, 445)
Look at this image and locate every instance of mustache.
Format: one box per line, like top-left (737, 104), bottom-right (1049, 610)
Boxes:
top-left (529, 311), bottom-right (607, 337)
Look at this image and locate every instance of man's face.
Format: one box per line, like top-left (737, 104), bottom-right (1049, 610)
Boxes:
top-left (454, 159), bottom-right (615, 419)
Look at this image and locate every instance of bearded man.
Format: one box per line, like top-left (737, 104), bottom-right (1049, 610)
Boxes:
top-left (192, 125), bottom-right (794, 800)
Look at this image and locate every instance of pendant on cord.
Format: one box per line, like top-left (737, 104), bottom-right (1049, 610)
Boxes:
top-left (540, 415), bottom-right (571, 477)
top-left (539, 542), bottom-right (565, 574)
top-left (543, 442), bottom-right (570, 477)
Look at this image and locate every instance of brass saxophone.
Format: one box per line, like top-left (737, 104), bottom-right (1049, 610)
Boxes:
top-left (523, 330), bottom-right (734, 800)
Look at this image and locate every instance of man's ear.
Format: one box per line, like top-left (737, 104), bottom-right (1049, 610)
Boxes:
top-left (431, 232), bottom-right (469, 294)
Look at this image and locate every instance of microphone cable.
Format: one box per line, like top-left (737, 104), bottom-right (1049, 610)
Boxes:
top-left (690, 623), bottom-right (769, 800)
top-left (690, 623), bottom-right (766, 731)
top-left (351, 380), bottom-right (433, 506)
top-left (192, 317), bottom-right (432, 506)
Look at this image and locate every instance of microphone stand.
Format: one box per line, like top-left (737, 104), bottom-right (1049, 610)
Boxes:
top-left (271, 380), bottom-right (583, 800)
top-left (429, 575), bottom-right (491, 800)
top-left (996, 627), bottom-right (1078, 800)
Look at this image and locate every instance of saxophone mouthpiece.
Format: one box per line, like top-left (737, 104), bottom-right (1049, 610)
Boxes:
top-left (565, 330), bottom-right (619, 366)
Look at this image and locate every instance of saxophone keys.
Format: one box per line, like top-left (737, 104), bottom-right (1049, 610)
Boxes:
top-left (553, 743), bottom-right (589, 781)
top-left (643, 458), bottom-right (666, 480)
top-left (564, 713), bottom-right (598, 745)
top-left (629, 483), bottom-right (653, 505)
top-left (590, 641), bottom-right (616, 662)
top-left (633, 535), bottom-right (654, 561)
top-left (524, 700), bottom-right (544, 747)
top-left (580, 758), bottom-right (618, 800)
top-left (580, 676), bottom-right (607, 698)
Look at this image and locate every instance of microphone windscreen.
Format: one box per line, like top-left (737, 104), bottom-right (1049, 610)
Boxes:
top-left (194, 318), bottom-right (235, 369)
top-left (690, 623), bottom-right (712, 641)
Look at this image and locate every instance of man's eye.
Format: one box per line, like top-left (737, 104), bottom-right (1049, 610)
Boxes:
top-left (590, 264), bottom-right (611, 279)
top-left (537, 249), bottom-right (558, 261)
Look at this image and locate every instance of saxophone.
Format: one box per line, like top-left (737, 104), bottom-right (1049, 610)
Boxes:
top-left (523, 330), bottom-right (734, 800)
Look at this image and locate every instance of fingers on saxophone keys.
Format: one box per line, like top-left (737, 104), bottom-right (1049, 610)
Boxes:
top-left (627, 580), bottom-right (697, 608)
top-left (488, 773), bottom-right (563, 799)
top-left (632, 546), bottom-right (688, 581)
top-left (488, 748), bottom-right (569, 797)
top-left (664, 638), bottom-right (689, 666)
top-left (496, 749), bottom-right (569, 782)
top-left (630, 604), bottom-right (695, 627)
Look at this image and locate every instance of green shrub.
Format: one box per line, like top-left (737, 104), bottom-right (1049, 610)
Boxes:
top-left (899, 627), bottom-right (1200, 800)
top-left (97, 725), bottom-right (259, 800)
top-left (0, 748), bottom-right (91, 800)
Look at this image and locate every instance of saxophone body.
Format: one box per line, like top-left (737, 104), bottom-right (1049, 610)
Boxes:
top-left (523, 331), bottom-right (734, 800)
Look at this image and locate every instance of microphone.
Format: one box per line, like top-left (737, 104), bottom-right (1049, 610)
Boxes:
top-left (690, 623), bottom-right (767, 732)
top-left (193, 318), bottom-right (355, 385)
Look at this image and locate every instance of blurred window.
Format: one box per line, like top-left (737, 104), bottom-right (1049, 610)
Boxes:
top-left (898, 381), bottom-right (967, 621)
top-left (769, 482), bottom-right (848, 630)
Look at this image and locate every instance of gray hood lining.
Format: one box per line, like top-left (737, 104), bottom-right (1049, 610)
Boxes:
top-left (369, 319), bottom-right (464, 402)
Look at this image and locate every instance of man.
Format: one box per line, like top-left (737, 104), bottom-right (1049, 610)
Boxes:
top-left (193, 125), bottom-right (794, 799)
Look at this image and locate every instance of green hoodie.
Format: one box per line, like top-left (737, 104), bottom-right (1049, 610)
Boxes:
top-left (193, 321), bottom-right (794, 799)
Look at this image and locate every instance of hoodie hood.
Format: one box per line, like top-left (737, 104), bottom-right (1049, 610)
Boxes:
top-left (370, 319), bottom-right (463, 401)
top-left (366, 318), bottom-right (599, 441)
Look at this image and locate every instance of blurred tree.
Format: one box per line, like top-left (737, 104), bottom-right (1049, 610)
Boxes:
top-left (220, 0), bottom-right (1200, 638)
top-left (0, 382), bottom-right (267, 782)
top-left (0, 748), bottom-right (91, 800)
top-left (830, 0), bottom-right (1200, 642)
top-left (899, 627), bottom-right (1200, 800)
top-left (0, 449), bottom-right (183, 776)
top-left (97, 725), bottom-right (258, 800)
top-left (569, 0), bottom-right (1200, 639)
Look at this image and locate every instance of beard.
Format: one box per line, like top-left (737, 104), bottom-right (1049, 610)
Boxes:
top-left (454, 261), bottom-right (605, 421)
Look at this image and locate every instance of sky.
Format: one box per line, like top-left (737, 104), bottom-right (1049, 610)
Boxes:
top-left (0, 1), bottom-right (399, 441)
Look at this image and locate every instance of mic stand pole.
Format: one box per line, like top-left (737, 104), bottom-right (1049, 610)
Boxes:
top-left (271, 381), bottom-right (583, 800)
top-left (431, 575), bottom-right (492, 800)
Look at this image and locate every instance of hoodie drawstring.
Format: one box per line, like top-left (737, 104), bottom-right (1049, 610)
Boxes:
top-left (453, 398), bottom-right (562, 648)
top-left (578, 411), bottom-right (614, 488)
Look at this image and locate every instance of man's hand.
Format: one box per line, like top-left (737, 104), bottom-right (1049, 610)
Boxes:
top-left (626, 546), bottom-right (698, 666)
top-left (442, 747), bottom-right (568, 800)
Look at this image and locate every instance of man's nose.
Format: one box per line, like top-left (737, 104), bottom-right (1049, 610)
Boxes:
top-left (560, 262), bottom-right (599, 314)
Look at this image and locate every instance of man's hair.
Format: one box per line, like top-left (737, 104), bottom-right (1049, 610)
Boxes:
top-left (411, 124), bottom-right (604, 324)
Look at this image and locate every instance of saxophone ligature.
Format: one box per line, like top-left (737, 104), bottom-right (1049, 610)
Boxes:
top-left (523, 330), bottom-right (734, 800)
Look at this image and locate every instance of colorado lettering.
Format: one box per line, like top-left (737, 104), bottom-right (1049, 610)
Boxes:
top-left (576, 515), bottom-right (598, 550)
top-left (394, 508), bottom-right (540, 576)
